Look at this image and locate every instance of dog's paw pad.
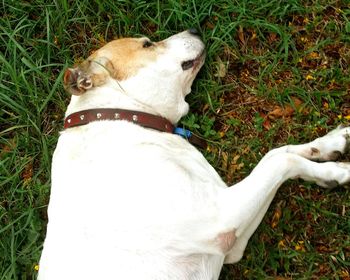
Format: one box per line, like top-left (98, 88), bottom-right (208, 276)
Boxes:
top-left (327, 150), bottom-right (343, 161)
top-left (323, 180), bottom-right (339, 188)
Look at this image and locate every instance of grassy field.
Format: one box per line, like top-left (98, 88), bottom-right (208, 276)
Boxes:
top-left (1, 0), bottom-right (350, 279)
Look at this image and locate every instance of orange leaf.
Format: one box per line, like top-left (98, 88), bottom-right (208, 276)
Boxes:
top-left (268, 106), bottom-right (294, 118)
top-left (263, 118), bottom-right (272, 130)
top-left (268, 32), bottom-right (278, 44)
top-left (268, 97), bottom-right (302, 118)
top-left (21, 162), bottom-right (33, 182)
top-left (271, 207), bottom-right (282, 229)
top-left (0, 138), bottom-right (16, 158)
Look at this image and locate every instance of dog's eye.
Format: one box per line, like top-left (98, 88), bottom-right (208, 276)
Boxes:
top-left (143, 40), bottom-right (153, 48)
top-left (181, 60), bottom-right (195, 71)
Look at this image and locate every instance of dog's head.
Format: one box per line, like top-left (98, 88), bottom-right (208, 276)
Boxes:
top-left (63, 30), bottom-right (205, 123)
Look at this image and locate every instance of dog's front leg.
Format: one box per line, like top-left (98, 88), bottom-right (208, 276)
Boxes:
top-left (219, 127), bottom-right (350, 263)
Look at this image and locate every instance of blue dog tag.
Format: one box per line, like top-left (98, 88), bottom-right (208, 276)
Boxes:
top-left (173, 127), bottom-right (192, 139)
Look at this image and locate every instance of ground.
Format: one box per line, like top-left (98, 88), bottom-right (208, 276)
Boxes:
top-left (0, 0), bottom-right (349, 279)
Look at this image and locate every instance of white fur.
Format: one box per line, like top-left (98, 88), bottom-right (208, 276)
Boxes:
top-left (38, 31), bottom-right (350, 279)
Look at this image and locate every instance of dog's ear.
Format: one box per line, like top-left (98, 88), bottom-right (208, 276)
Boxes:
top-left (63, 67), bottom-right (93, 96)
top-left (63, 57), bottom-right (114, 96)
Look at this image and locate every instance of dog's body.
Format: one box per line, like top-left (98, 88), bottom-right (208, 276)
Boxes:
top-left (38, 30), bottom-right (350, 279)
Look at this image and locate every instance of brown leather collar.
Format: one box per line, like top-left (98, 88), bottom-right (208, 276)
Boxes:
top-left (64, 108), bottom-right (207, 149)
top-left (64, 108), bottom-right (174, 132)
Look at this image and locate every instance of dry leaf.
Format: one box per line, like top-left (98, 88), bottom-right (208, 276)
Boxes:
top-left (268, 32), bottom-right (278, 44)
top-left (271, 207), bottom-right (282, 229)
top-left (0, 138), bottom-right (16, 158)
top-left (278, 240), bottom-right (287, 249)
top-left (263, 117), bottom-right (272, 130)
top-left (294, 240), bottom-right (306, 252)
top-left (308, 51), bottom-right (320, 59)
top-left (305, 74), bottom-right (315, 80)
top-left (21, 162), bottom-right (33, 183)
top-left (268, 106), bottom-right (295, 118)
top-left (214, 56), bottom-right (227, 78)
top-left (238, 25), bottom-right (245, 45)
top-left (268, 97), bottom-right (302, 119)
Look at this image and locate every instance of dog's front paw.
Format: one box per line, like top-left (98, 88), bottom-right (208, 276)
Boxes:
top-left (314, 161), bottom-right (350, 188)
top-left (308, 126), bottom-right (350, 162)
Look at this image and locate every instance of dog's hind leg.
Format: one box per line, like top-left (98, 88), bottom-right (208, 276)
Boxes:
top-left (219, 127), bottom-right (350, 263)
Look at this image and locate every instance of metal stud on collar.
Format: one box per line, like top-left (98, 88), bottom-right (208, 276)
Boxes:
top-left (96, 113), bottom-right (102, 119)
top-left (114, 113), bottom-right (120, 119)
top-left (80, 115), bottom-right (85, 120)
top-left (132, 115), bottom-right (138, 122)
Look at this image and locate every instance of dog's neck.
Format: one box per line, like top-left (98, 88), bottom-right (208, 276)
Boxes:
top-left (65, 77), bottom-right (189, 125)
top-left (66, 86), bottom-right (156, 118)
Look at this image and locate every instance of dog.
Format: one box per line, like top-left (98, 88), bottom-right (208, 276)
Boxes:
top-left (38, 29), bottom-right (350, 279)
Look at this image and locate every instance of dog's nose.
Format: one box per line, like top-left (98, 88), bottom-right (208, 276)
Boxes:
top-left (188, 28), bottom-right (200, 37)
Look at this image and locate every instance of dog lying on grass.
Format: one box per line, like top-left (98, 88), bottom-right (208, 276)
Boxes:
top-left (38, 29), bottom-right (350, 279)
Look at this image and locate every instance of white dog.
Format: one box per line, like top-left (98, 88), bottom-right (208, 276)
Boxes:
top-left (38, 30), bottom-right (350, 279)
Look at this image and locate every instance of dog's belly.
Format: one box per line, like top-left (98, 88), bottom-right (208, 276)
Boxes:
top-left (39, 122), bottom-right (228, 279)
top-left (40, 229), bottom-right (224, 280)
top-left (39, 240), bottom-right (224, 279)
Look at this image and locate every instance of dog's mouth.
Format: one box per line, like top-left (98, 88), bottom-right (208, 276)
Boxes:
top-left (181, 50), bottom-right (206, 71)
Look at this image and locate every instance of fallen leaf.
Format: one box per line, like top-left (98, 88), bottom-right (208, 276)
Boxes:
top-left (295, 240), bottom-right (306, 252)
top-left (278, 240), bottom-right (287, 249)
top-left (222, 154), bottom-right (244, 184)
top-left (305, 74), bottom-right (315, 80)
top-left (250, 31), bottom-right (257, 40)
top-left (0, 138), bottom-right (16, 158)
top-left (214, 56), bottom-right (227, 78)
top-left (238, 25), bottom-right (245, 45)
top-left (268, 97), bottom-right (302, 119)
top-left (318, 263), bottom-right (331, 275)
top-left (340, 269), bottom-right (350, 280)
top-left (205, 20), bottom-right (215, 30)
top-left (221, 152), bottom-right (229, 171)
top-left (316, 245), bottom-right (331, 253)
top-left (268, 106), bottom-right (294, 118)
top-left (308, 51), bottom-right (320, 59)
top-left (268, 32), bottom-right (278, 44)
top-left (21, 162), bottom-right (33, 184)
top-left (263, 117), bottom-right (272, 130)
top-left (271, 206), bottom-right (282, 229)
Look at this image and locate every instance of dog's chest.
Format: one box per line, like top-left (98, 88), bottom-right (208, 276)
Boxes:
top-left (49, 121), bottom-right (225, 244)
top-left (43, 121), bottom-right (227, 279)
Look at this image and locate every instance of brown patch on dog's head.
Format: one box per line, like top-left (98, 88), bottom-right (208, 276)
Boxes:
top-left (63, 37), bottom-right (163, 95)
top-left (90, 38), bottom-right (164, 80)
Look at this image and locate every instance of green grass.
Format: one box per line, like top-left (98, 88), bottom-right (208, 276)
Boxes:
top-left (1, 0), bottom-right (349, 279)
